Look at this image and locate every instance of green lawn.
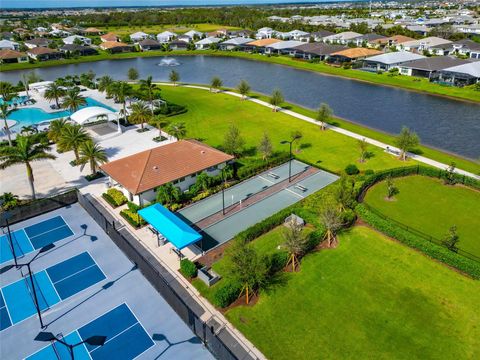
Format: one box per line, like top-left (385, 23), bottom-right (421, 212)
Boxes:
top-left (159, 86), bottom-right (407, 174)
top-left (225, 226), bottom-right (480, 360)
top-left (363, 175), bottom-right (480, 258)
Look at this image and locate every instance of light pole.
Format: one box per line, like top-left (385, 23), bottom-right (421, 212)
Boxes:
top-left (0, 244), bottom-right (55, 329)
top-left (35, 332), bottom-right (107, 360)
top-left (280, 133), bottom-right (301, 183)
top-left (0, 210), bottom-right (17, 268)
top-left (222, 169), bottom-right (226, 215)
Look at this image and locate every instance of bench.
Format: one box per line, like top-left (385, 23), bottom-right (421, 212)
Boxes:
top-left (268, 172), bottom-right (280, 179)
top-left (294, 184), bottom-right (307, 192)
top-left (170, 247), bottom-right (185, 259)
top-left (148, 226), bottom-right (159, 236)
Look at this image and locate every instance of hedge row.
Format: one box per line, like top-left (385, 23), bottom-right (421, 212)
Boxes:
top-left (120, 209), bottom-right (146, 229)
top-left (102, 188), bottom-right (127, 208)
top-left (236, 152), bottom-right (291, 180)
top-left (356, 204), bottom-right (480, 279)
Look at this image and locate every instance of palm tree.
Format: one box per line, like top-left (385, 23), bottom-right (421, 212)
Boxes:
top-left (78, 140), bottom-right (107, 175)
top-left (0, 82), bottom-right (15, 101)
top-left (97, 75), bottom-right (114, 97)
top-left (0, 103), bottom-right (14, 146)
top-left (269, 89), bottom-right (284, 112)
top-left (62, 87), bottom-right (86, 113)
top-left (139, 76), bottom-right (158, 115)
top-left (128, 101), bottom-right (151, 130)
top-left (169, 70), bottom-right (180, 86)
top-left (44, 82), bottom-right (66, 108)
top-left (108, 81), bottom-right (132, 118)
top-left (168, 122), bottom-right (187, 140)
top-left (0, 135), bottom-right (56, 200)
top-left (210, 76), bottom-right (223, 93)
top-left (237, 80), bottom-right (250, 100)
top-left (151, 116), bottom-right (168, 139)
top-left (47, 118), bottom-right (68, 143)
top-left (57, 124), bottom-right (91, 163)
top-left (20, 125), bottom-right (38, 136)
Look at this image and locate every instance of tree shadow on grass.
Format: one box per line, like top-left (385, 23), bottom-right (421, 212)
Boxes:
top-left (242, 146), bottom-right (257, 157)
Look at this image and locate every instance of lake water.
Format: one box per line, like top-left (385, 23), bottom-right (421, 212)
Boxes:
top-left (2, 55), bottom-right (479, 159)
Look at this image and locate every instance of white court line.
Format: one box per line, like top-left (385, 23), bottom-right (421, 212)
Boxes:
top-left (124, 302), bottom-right (155, 360)
top-left (0, 288), bottom-right (13, 330)
top-left (28, 224), bottom-right (71, 243)
top-left (89, 322), bottom-right (139, 354)
top-left (51, 264), bottom-right (97, 286)
top-left (75, 330), bottom-right (94, 360)
top-left (258, 175), bottom-right (275, 185)
top-left (44, 270), bottom-right (62, 302)
top-left (284, 187), bottom-right (305, 199)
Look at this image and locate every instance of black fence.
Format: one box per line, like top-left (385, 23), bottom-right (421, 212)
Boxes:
top-left (76, 192), bottom-right (253, 360)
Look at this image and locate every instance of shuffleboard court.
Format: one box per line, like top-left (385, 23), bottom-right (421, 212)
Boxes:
top-left (0, 252), bottom-right (105, 331)
top-left (0, 216), bottom-right (74, 265)
top-left (27, 303), bottom-right (155, 360)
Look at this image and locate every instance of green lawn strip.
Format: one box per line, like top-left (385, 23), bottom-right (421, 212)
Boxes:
top-left (363, 175), bottom-right (480, 257)
top-left (158, 86), bottom-right (407, 174)
top-left (225, 226), bottom-right (480, 360)
top-left (3, 50), bottom-right (479, 103)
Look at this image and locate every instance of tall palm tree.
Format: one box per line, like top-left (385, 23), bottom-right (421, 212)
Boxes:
top-left (0, 103), bottom-right (14, 146)
top-left (97, 75), bottom-right (114, 97)
top-left (0, 135), bottom-right (56, 200)
top-left (129, 101), bottom-right (151, 130)
top-left (44, 82), bottom-right (66, 108)
top-left (78, 140), bottom-right (107, 175)
top-left (57, 124), bottom-right (91, 163)
top-left (62, 87), bottom-right (86, 113)
top-left (139, 76), bottom-right (158, 115)
top-left (0, 82), bottom-right (15, 101)
top-left (108, 81), bottom-right (132, 119)
top-left (47, 118), bottom-right (68, 143)
top-left (168, 122), bottom-right (187, 140)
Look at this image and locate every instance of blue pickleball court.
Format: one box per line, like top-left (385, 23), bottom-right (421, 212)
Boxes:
top-left (27, 303), bottom-right (154, 360)
top-left (0, 216), bottom-right (74, 265)
top-left (0, 252), bottom-right (105, 331)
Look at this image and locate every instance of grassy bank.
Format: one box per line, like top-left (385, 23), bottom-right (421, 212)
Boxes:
top-left (2, 50), bottom-right (479, 103)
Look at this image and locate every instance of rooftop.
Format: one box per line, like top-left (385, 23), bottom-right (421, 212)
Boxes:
top-left (331, 47), bottom-right (383, 59)
top-left (0, 49), bottom-right (26, 59)
top-left (100, 41), bottom-right (130, 49)
top-left (365, 51), bottom-right (426, 64)
top-left (246, 38), bottom-right (282, 47)
top-left (441, 61), bottom-right (480, 77)
top-left (100, 140), bottom-right (234, 195)
top-left (401, 56), bottom-right (472, 71)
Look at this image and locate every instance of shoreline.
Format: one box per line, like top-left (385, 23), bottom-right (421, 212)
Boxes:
top-left (1, 50), bottom-right (479, 104)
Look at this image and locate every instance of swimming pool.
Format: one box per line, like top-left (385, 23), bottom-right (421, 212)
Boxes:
top-left (7, 98), bottom-right (116, 128)
top-left (0, 95), bottom-right (29, 106)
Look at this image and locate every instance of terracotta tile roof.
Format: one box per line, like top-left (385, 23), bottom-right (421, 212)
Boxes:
top-left (0, 49), bottom-right (26, 59)
top-left (84, 27), bottom-right (102, 33)
top-left (100, 41), bottom-right (129, 49)
top-left (27, 47), bottom-right (59, 55)
top-left (101, 140), bottom-right (234, 195)
top-left (246, 38), bottom-right (283, 47)
top-left (374, 35), bottom-right (415, 45)
top-left (100, 32), bottom-right (119, 42)
top-left (330, 47), bottom-right (382, 59)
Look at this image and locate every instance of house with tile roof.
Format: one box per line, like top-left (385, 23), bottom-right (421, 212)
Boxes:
top-left (0, 49), bottom-right (28, 64)
top-left (101, 140), bottom-right (234, 205)
top-left (327, 48), bottom-right (383, 64)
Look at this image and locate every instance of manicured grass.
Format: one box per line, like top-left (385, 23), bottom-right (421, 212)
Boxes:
top-left (159, 86), bottom-right (408, 174)
top-left (2, 50), bottom-right (479, 104)
top-left (225, 226), bottom-right (480, 360)
top-left (363, 175), bottom-right (480, 258)
top-left (97, 23), bottom-right (241, 36)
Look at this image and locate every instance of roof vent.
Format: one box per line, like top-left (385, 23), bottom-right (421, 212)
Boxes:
top-left (153, 166), bottom-right (159, 171)
top-left (201, 150), bottom-right (206, 154)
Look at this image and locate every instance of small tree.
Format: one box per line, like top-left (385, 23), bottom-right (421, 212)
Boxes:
top-left (316, 103), bottom-right (332, 130)
top-left (283, 219), bottom-right (308, 272)
top-left (358, 138), bottom-right (368, 163)
top-left (127, 67), bottom-right (139, 81)
top-left (169, 70), bottom-right (180, 86)
top-left (386, 175), bottom-right (399, 199)
top-left (226, 240), bottom-right (268, 304)
top-left (335, 175), bottom-right (356, 211)
top-left (442, 225), bottom-right (459, 252)
top-left (210, 76), bottom-right (223, 93)
top-left (223, 124), bottom-right (245, 156)
top-left (195, 172), bottom-right (211, 192)
top-left (156, 182), bottom-right (181, 205)
top-left (320, 207), bottom-right (343, 247)
top-left (291, 130), bottom-right (303, 153)
top-left (237, 80), bottom-right (250, 100)
top-left (269, 89), bottom-right (284, 112)
top-left (168, 122), bottom-right (187, 139)
top-left (395, 126), bottom-right (419, 161)
top-left (444, 162), bottom-right (457, 185)
top-left (258, 132), bottom-right (273, 161)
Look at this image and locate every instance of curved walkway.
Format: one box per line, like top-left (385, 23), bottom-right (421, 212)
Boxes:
top-left (157, 82), bottom-right (479, 180)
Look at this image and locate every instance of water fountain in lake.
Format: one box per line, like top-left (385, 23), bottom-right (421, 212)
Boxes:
top-left (157, 58), bottom-right (180, 66)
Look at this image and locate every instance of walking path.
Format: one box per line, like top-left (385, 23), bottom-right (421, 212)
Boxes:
top-left (158, 83), bottom-right (479, 180)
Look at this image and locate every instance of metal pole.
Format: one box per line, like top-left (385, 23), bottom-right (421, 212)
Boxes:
top-left (222, 171), bottom-right (226, 215)
top-left (68, 344), bottom-right (74, 360)
top-left (26, 263), bottom-right (44, 328)
top-left (5, 218), bottom-right (18, 268)
top-left (288, 141), bottom-right (293, 182)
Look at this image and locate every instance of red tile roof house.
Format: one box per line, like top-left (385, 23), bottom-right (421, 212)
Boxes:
top-left (101, 140), bottom-right (234, 206)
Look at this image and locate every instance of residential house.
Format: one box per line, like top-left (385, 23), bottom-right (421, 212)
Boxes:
top-left (406, 25), bottom-right (431, 36)
top-left (27, 47), bottom-right (63, 61)
top-left (99, 41), bottom-right (134, 53)
top-left (183, 30), bottom-right (203, 40)
top-left (285, 30), bottom-right (310, 42)
top-left (169, 40), bottom-right (189, 50)
top-left (100, 32), bottom-right (119, 43)
top-left (24, 38), bottom-right (51, 49)
top-left (138, 39), bottom-right (162, 51)
top-left (430, 39), bottom-right (480, 58)
top-left (84, 27), bottom-right (103, 35)
top-left (372, 35), bottom-right (415, 48)
top-left (399, 37), bottom-right (452, 53)
top-left (63, 35), bottom-right (92, 46)
top-left (1, 32), bottom-right (14, 41)
top-left (0, 40), bottom-right (20, 51)
top-left (59, 44), bottom-right (97, 56)
top-left (352, 33), bottom-right (387, 47)
top-left (453, 24), bottom-right (480, 35)
top-left (399, 56), bottom-right (471, 78)
top-left (101, 140), bottom-right (234, 205)
top-left (156, 31), bottom-right (177, 43)
top-left (130, 32), bottom-right (149, 42)
top-left (219, 37), bottom-right (254, 51)
top-left (311, 30), bottom-right (334, 42)
top-left (241, 38), bottom-right (282, 53)
top-left (436, 61), bottom-right (480, 86)
top-left (327, 48), bottom-right (383, 64)
top-left (0, 49), bottom-right (28, 64)
top-left (264, 40), bottom-right (303, 55)
top-left (207, 29), bottom-right (228, 38)
top-left (255, 27), bottom-right (275, 40)
top-left (49, 29), bottom-right (71, 38)
top-left (227, 29), bottom-right (254, 39)
top-left (195, 37), bottom-right (221, 50)
top-left (363, 52), bottom-right (426, 71)
top-left (322, 31), bottom-right (363, 45)
top-left (291, 43), bottom-right (347, 60)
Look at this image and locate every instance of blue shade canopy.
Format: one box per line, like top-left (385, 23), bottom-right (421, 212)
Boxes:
top-left (138, 204), bottom-right (202, 250)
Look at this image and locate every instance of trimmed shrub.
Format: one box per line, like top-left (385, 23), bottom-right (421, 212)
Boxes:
top-left (127, 201), bottom-right (141, 213)
top-left (345, 164), bottom-right (360, 175)
top-left (120, 209), bottom-right (146, 228)
top-left (102, 188), bottom-right (127, 208)
top-left (212, 281), bottom-right (242, 308)
top-left (180, 259), bottom-right (198, 278)
top-left (236, 152), bottom-right (290, 180)
top-left (356, 204), bottom-right (480, 279)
